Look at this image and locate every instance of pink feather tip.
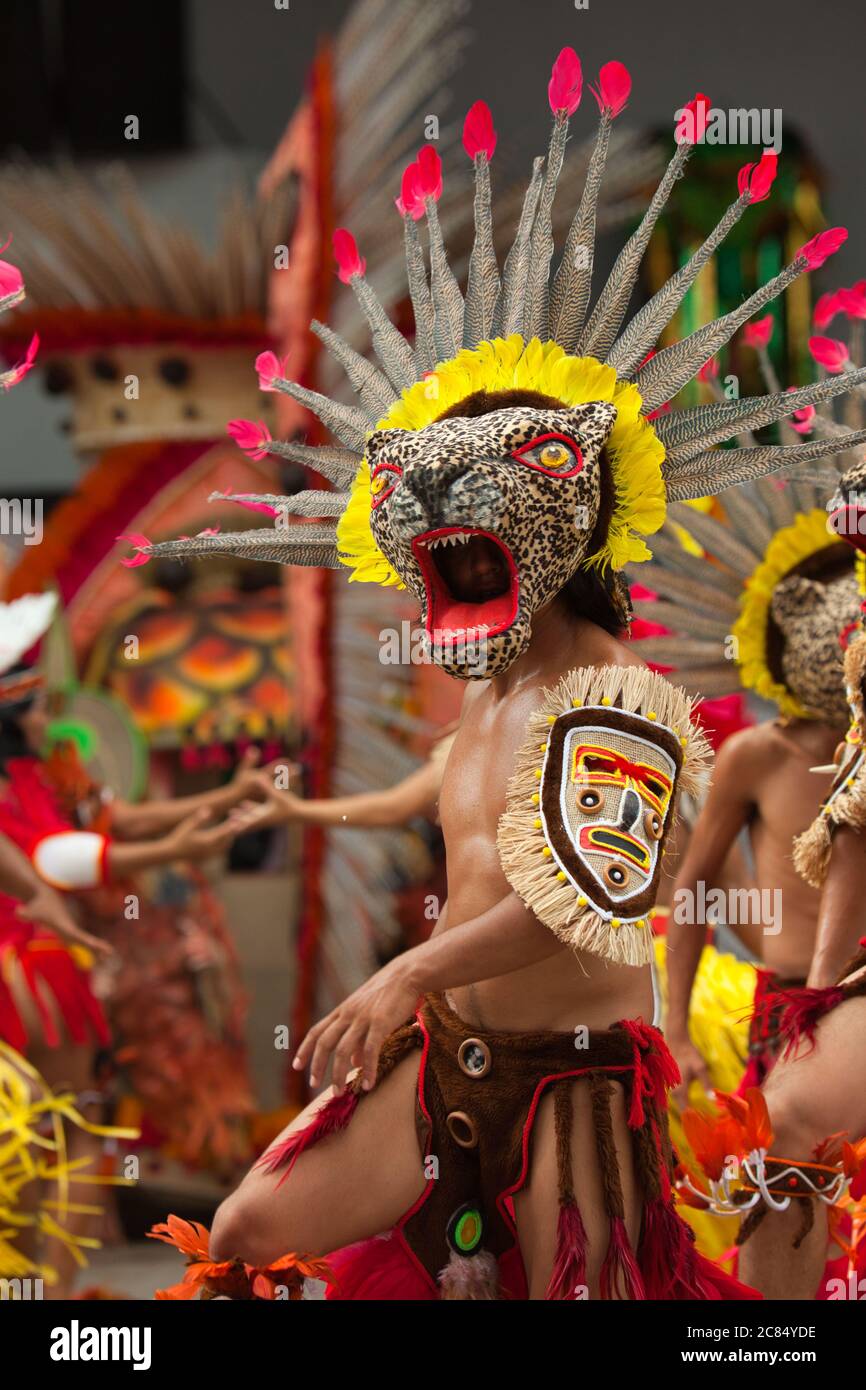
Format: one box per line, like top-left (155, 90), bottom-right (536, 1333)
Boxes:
top-left (785, 390), bottom-right (815, 435)
top-left (0, 251), bottom-right (24, 301)
top-left (415, 145), bottom-right (443, 202)
top-left (255, 350), bottom-right (289, 392)
top-left (737, 151), bottom-right (778, 204)
top-left (118, 533), bottom-right (152, 568)
top-left (809, 335), bottom-right (849, 373)
top-left (226, 418), bottom-right (273, 460)
top-left (675, 93), bottom-right (711, 145)
top-left (741, 314), bottom-right (774, 349)
top-left (1, 332), bottom-right (39, 391)
top-left (332, 228), bottom-right (366, 284)
top-left (798, 227), bottom-right (847, 269)
top-left (837, 280), bottom-right (866, 320)
top-left (548, 46), bottom-right (582, 116)
top-left (463, 100), bottom-right (497, 160)
top-left (590, 61), bottom-right (631, 118)
top-left (813, 291), bottom-right (841, 331)
top-left (213, 491), bottom-right (280, 517)
top-left (396, 162), bottom-right (425, 221)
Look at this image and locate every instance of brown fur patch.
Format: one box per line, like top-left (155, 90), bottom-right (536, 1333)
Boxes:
top-left (433, 388), bottom-right (569, 420)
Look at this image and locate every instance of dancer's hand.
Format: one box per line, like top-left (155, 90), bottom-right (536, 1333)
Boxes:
top-left (229, 746), bottom-right (264, 800)
top-left (668, 1029), bottom-right (712, 1108)
top-left (167, 808), bottom-right (238, 859)
top-left (293, 956), bottom-right (420, 1093)
top-left (227, 766), bottom-right (303, 829)
top-left (16, 884), bottom-right (112, 957)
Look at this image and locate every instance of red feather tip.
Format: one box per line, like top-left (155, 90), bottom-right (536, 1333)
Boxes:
top-left (548, 47), bottom-right (582, 116)
top-left (462, 100), bottom-right (497, 160)
top-left (226, 417), bottom-right (273, 460)
top-left (590, 61), bottom-right (631, 118)
top-left (737, 151), bottom-right (778, 204)
top-left (396, 162), bottom-right (425, 221)
top-left (675, 93), bottom-right (711, 145)
top-left (798, 227), bottom-right (848, 270)
top-left (332, 228), bottom-right (366, 284)
top-left (809, 335), bottom-right (849, 373)
top-left (415, 145), bottom-right (443, 202)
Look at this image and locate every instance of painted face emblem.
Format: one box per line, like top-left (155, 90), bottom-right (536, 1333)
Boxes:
top-left (540, 707), bottom-right (681, 918)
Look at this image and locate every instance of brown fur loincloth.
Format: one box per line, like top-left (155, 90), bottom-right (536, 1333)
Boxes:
top-left (264, 992), bottom-right (757, 1298)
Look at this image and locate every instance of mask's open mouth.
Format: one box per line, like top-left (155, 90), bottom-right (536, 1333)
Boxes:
top-left (579, 825), bottom-right (650, 874)
top-left (411, 527), bottom-right (518, 642)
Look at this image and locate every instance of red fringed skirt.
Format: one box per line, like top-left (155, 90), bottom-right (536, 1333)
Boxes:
top-left (261, 993), bottom-right (760, 1301)
top-left (737, 968), bottom-right (807, 1094)
top-left (0, 913), bottom-right (110, 1052)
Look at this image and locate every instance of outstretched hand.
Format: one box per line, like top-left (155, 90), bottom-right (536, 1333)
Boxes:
top-left (228, 745), bottom-right (264, 800)
top-left (292, 954), bottom-right (420, 1093)
top-left (167, 807), bottom-right (239, 860)
top-left (227, 763), bottom-right (304, 831)
top-left (16, 884), bottom-right (113, 957)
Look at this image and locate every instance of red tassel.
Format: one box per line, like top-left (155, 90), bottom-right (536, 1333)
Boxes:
top-left (545, 1200), bottom-right (588, 1300)
top-left (639, 1198), bottom-right (762, 1300)
top-left (778, 986), bottom-right (846, 1060)
top-left (599, 1215), bottom-right (646, 1300)
top-left (640, 1198), bottom-right (703, 1298)
top-left (257, 1089), bottom-right (359, 1185)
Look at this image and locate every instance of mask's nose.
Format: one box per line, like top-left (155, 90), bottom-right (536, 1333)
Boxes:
top-left (401, 457), bottom-right (467, 518)
top-left (618, 788), bottom-right (641, 832)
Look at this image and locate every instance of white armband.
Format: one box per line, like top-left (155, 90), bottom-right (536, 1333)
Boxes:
top-left (32, 831), bottom-right (110, 890)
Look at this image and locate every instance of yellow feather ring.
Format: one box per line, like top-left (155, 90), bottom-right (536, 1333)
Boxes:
top-left (336, 335), bottom-right (666, 588)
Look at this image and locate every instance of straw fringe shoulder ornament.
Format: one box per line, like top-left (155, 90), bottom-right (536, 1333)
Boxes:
top-left (497, 665), bottom-right (710, 966)
top-left (136, 47), bottom-right (866, 686)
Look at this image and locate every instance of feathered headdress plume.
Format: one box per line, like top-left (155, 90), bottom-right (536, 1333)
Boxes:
top-left (130, 53), bottom-right (866, 595)
top-left (631, 295), bottom-right (866, 716)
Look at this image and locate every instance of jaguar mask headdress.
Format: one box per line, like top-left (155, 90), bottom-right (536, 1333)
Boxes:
top-left (138, 49), bottom-right (866, 681)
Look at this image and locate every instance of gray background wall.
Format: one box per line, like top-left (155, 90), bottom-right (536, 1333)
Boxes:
top-left (2, 0), bottom-right (864, 491)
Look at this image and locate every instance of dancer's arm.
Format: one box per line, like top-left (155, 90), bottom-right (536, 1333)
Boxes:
top-left (0, 832), bottom-right (111, 955)
top-left (105, 808), bottom-right (240, 875)
top-left (666, 730), bottom-right (757, 1102)
top-left (807, 825), bottom-right (866, 987)
top-left (228, 756), bottom-right (444, 832)
top-left (294, 890), bottom-right (564, 1090)
top-left (109, 748), bottom-right (264, 839)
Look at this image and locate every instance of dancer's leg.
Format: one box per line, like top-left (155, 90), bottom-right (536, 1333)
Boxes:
top-left (740, 994), bottom-right (866, 1300)
top-left (211, 1052), bottom-right (426, 1267)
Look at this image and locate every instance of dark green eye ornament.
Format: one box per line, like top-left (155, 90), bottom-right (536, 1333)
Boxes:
top-left (447, 1203), bottom-right (484, 1256)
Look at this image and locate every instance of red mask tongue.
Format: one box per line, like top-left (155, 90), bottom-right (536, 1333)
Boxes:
top-left (412, 529), bottom-right (519, 640)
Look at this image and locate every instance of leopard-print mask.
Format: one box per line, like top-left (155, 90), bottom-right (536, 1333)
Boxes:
top-left (770, 571), bottom-right (860, 724)
top-left (367, 402), bottom-right (617, 679)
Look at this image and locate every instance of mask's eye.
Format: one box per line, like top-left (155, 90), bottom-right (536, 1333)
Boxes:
top-left (512, 432), bottom-right (583, 477)
top-left (370, 463), bottom-right (401, 508)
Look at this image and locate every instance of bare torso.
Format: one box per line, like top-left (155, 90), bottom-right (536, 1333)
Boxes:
top-left (436, 609), bottom-right (654, 1033)
top-left (745, 720), bottom-right (843, 978)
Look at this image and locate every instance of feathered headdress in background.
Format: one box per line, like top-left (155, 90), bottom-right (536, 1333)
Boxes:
top-left (632, 303), bottom-right (866, 723)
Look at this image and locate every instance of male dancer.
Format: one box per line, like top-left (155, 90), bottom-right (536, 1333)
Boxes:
top-left (684, 625), bottom-right (866, 1298)
top-left (144, 52), bottom-right (866, 1298)
top-left (633, 481), bottom-right (860, 1100)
